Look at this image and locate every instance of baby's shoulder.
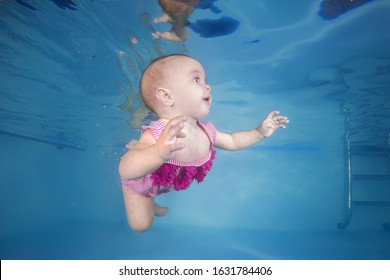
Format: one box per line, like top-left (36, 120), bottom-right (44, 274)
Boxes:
top-left (198, 121), bottom-right (217, 143)
top-left (138, 129), bottom-right (157, 147)
top-left (142, 120), bottom-right (166, 138)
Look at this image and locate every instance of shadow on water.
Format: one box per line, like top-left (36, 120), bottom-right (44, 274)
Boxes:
top-left (189, 16), bottom-right (240, 38)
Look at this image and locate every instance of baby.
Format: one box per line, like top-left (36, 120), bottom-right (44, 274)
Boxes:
top-left (152, 0), bottom-right (200, 42)
top-left (119, 54), bottom-right (289, 232)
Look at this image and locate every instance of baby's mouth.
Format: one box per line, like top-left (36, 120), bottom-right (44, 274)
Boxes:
top-left (203, 96), bottom-right (211, 103)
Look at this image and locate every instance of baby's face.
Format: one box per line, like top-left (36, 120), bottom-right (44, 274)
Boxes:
top-left (165, 56), bottom-right (212, 119)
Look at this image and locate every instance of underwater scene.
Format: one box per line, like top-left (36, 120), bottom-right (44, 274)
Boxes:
top-left (0, 0), bottom-right (389, 259)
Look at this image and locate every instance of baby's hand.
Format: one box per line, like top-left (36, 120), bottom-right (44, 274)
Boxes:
top-left (156, 115), bottom-right (187, 161)
top-left (257, 111), bottom-right (289, 138)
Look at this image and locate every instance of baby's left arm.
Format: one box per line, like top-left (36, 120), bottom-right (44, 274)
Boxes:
top-left (214, 111), bottom-right (289, 151)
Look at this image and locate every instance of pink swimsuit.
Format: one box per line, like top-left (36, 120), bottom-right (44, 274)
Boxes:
top-left (121, 121), bottom-right (217, 197)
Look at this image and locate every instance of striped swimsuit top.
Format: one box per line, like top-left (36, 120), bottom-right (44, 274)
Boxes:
top-left (121, 120), bottom-right (217, 197)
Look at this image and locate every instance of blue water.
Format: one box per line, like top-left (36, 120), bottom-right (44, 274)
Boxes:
top-left (0, 0), bottom-right (389, 260)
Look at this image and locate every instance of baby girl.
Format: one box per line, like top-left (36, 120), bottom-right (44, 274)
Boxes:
top-left (119, 54), bottom-right (289, 232)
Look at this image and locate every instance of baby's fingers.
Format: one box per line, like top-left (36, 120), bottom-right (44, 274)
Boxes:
top-left (274, 116), bottom-right (289, 123)
top-left (163, 116), bottom-right (187, 142)
top-left (168, 142), bottom-right (185, 153)
top-left (266, 110), bottom-right (280, 120)
top-left (270, 113), bottom-right (289, 129)
top-left (274, 116), bottom-right (289, 128)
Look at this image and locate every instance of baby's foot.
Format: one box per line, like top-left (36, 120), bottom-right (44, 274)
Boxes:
top-left (151, 32), bottom-right (161, 39)
top-left (154, 203), bottom-right (168, 217)
top-left (154, 13), bottom-right (170, 23)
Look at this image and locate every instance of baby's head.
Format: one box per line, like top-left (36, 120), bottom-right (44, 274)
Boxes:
top-left (140, 54), bottom-right (212, 119)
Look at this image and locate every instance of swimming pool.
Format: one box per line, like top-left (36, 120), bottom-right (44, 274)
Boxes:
top-left (0, 0), bottom-right (389, 259)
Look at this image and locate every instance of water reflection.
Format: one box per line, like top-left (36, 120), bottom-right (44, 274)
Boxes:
top-left (151, 0), bottom-right (240, 41)
top-left (319, 0), bottom-right (374, 20)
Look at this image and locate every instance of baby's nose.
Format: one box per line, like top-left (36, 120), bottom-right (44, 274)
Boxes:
top-left (205, 84), bottom-right (211, 92)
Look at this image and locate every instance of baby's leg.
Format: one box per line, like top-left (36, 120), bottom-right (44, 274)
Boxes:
top-left (122, 185), bottom-right (167, 232)
top-left (154, 202), bottom-right (169, 216)
top-left (154, 12), bottom-right (172, 23)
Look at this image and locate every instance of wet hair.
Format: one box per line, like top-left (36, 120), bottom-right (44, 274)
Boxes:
top-left (140, 54), bottom-right (190, 112)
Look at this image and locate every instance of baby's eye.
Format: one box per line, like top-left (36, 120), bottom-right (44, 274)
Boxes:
top-left (194, 77), bottom-right (200, 83)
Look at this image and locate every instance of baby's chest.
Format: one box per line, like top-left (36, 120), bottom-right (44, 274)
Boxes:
top-left (175, 130), bottom-right (210, 162)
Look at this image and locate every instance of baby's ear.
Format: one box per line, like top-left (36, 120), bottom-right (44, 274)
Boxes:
top-left (155, 87), bottom-right (174, 106)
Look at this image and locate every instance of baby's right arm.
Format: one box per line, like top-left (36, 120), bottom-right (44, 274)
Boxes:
top-left (119, 116), bottom-right (187, 180)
